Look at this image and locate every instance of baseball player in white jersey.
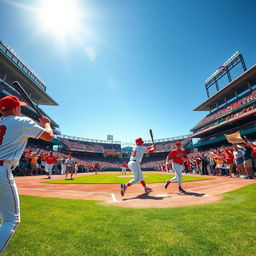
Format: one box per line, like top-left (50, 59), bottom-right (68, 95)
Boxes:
top-left (65, 155), bottom-right (75, 180)
top-left (121, 138), bottom-right (156, 196)
top-left (0, 96), bottom-right (53, 255)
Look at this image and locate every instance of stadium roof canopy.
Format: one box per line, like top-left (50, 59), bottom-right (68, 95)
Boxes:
top-left (194, 65), bottom-right (256, 111)
top-left (0, 41), bottom-right (58, 106)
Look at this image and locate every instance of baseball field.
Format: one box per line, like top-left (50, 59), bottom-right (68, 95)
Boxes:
top-left (3, 172), bottom-right (256, 256)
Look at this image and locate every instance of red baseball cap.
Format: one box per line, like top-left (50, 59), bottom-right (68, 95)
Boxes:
top-left (175, 141), bottom-right (181, 145)
top-left (135, 138), bottom-right (144, 146)
top-left (0, 96), bottom-right (26, 111)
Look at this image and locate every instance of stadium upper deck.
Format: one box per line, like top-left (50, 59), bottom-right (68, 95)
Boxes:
top-left (0, 41), bottom-right (58, 106)
top-left (190, 53), bottom-right (256, 150)
top-left (0, 41), bottom-right (59, 136)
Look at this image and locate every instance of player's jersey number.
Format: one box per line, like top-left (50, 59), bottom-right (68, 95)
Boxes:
top-left (0, 125), bottom-right (6, 145)
top-left (131, 150), bottom-right (137, 157)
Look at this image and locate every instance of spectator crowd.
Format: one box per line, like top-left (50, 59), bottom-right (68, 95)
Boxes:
top-left (13, 148), bottom-right (115, 178)
top-left (177, 137), bottom-right (255, 179)
top-left (13, 136), bottom-right (256, 181)
top-left (192, 90), bottom-right (256, 134)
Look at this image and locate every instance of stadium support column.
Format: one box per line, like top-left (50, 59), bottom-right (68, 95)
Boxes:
top-left (226, 68), bottom-right (232, 82)
top-left (206, 87), bottom-right (210, 98)
top-left (214, 77), bottom-right (219, 92)
top-left (241, 56), bottom-right (247, 71)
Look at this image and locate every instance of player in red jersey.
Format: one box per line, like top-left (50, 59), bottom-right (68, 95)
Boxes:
top-left (44, 151), bottom-right (57, 179)
top-left (164, 141), bottom-right (188, 194)
top-left (121, 161), bottom-right (128, 175)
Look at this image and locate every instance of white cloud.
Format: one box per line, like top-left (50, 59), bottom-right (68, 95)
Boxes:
top-left (85, 46), bottom-right (96, 61)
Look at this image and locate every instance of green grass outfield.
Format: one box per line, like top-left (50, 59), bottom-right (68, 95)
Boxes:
top-left (4, 183), bottom-right (256, 256)
top-left (44, 173), bottom-right (210, 184)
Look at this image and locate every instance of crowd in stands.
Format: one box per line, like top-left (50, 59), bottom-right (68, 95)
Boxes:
top-left (192, 89), bottom-right (256, 130)
top-left (194, 104), bottom-right (256, 134)
top-left (144, 138), bottom-right (190, 152)
top-left (13, 148), bottom-right (123, 177)
top-left (57, 137), bottom-right (121, 153)
top-left (184, 138), bottom-right (256, 179)
top-left (14, 135), bottom-right (256, 180)
top-left (58, 137), bottom-right (103, 152)
top-left (141, 137), bottom-right (256, 180)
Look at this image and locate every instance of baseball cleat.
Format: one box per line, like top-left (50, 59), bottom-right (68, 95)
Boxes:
top-left (144, 186), bottom-right (153, 193)
top-left (164, 180), bottom-right (170, 189)
top-left (121, 184), bottom-right (126, 196)
top-left (178, 188), bottom-right (187, 194)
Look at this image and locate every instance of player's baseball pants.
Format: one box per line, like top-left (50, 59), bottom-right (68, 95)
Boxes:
top-left (128, 161), bottom-right (144, 184)
top-left (121, 167), bottom-right (126, 174)
top-left (45, 163), bottom-right (54, 177)
top-left (0, 163), bottom-right (20, 254)
top-left (171, 163), bottom-right (183, 186)
top-left (61, 164), bottom-right (66, 175)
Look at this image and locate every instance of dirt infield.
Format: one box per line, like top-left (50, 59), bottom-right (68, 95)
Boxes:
top-left (15, 172), bottom-right (256, 208)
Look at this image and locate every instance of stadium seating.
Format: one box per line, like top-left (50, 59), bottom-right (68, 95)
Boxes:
top-left (192, 103), bottom-right (256, 135)
top-left (57, 137), bottom-right (121, 154)
top-left (144, 138), bottom-right (191, 152)
top-left (192, 90), bottom-right (256, 131)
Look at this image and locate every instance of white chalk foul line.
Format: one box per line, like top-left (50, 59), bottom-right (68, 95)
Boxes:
top-left (156, 194), bottom-right (169, 197)
top-left (19, 188), bottom-right (118, 202)
top-left (111, 193), bottom-right (118, 202)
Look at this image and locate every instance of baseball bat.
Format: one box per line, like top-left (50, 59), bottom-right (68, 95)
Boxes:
top-left (11, 81), bottom-right (43, 117)
top-left (149, 129), bottom-right (155, 145)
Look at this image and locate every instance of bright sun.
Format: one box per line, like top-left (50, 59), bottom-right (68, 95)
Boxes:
top-left (38, 0), bottom-right (82, 37)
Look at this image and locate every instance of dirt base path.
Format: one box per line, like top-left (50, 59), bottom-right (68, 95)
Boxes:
top-left (15, 173), bottom-right (256, 208)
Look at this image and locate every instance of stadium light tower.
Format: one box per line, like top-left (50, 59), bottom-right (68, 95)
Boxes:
top-left (205, 52), bottom-right (247, 98)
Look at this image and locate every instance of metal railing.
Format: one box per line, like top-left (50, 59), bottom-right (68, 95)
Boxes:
top-left (0, 41), bottom-right (46, 92)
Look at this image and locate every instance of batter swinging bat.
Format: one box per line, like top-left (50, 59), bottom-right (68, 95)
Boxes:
top-left (149, 129), bottom-right (155, 145)
top-left (11, 81), bottom-right (43, 118)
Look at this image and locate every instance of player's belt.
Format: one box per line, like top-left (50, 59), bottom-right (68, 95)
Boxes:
top-left (0, 160), bottom-right (4, 166)
top-left (130, 160), bottom-right (136, 162)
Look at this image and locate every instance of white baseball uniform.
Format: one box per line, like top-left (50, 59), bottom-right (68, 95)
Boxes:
top-left (128, 145), bottom-right (148, 184)
top-left (0, 115), bottom-right (44, 254)
top-left (60, 158), bottom-right (66, 175)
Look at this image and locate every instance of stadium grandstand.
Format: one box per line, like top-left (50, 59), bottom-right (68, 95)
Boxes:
top-left (0, 41), bottom-right (60, 149)
top-left (189, 51), bottom-right (256, 151)
top-left (57, 134), bottom-right (122, 155)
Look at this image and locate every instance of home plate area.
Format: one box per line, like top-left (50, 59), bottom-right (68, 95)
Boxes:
top-left (16, 175), bottom-right (256, 209)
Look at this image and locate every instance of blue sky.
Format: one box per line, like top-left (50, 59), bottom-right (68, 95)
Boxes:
top-left (0, 0), bottom-right (256, 143)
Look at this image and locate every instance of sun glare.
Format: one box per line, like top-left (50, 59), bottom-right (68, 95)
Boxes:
top-left (38, 0), bottom-right (82, 38)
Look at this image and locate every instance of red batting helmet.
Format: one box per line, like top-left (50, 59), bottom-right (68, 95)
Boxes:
top-left (175, 141), bottom-right (181, 146)
top-left (135, 138), bottom-right (144, 146)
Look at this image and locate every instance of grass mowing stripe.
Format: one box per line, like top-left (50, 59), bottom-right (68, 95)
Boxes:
top-left (3, 183), bottom-right (256, 256)
top-left (44, 174), bottom-right (210, 184)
